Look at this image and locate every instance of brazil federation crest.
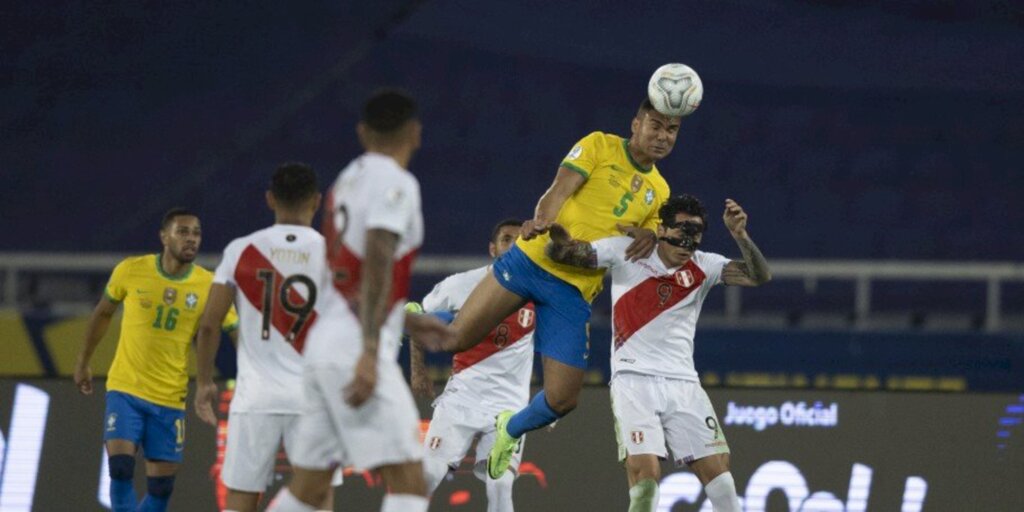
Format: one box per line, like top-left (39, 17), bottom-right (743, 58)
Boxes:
top-left (184, 292), bottom-right (199, 310)
top-left (163, 287), bottom-right (178, 306)
top-left (518, 308), bottom-right (535, 328)
top-left (106, 413), bottom-right (117, 432)
top-left (644, 188), bottom-right (655, 205)
top-left (631, 175), bottom-right (643, 193)
top-left (675, 269), bottom-right (695, 288)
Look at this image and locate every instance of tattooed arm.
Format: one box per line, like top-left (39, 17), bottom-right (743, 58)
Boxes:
top-left (545, 223), bottom-right (599, 269)
top-left (721, 199), bottom-right (772, 287)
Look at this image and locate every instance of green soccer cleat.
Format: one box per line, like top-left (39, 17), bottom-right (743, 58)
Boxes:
top-left (487, 410), bottom-right (521, 479)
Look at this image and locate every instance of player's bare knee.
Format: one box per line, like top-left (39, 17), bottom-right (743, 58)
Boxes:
top-left (543, 390), bottom-right (578, 415)
top-left (626, 455), bottom-right (660, 483)
top-left (291, 484), bottom-right (330, 507)
top-left (289, 470), bottom-right (333, 505)
top-left (380, 462), bottom-right (428, 496)
top-left (691, 453), bottom-right (730, 485)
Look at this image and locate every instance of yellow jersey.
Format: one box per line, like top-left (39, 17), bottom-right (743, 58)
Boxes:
top-left (517, 131), bottom-right (671, 301)
top-left (104, 254), bottom-right (238, 409)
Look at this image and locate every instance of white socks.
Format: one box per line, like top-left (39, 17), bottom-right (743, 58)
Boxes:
top-left (267, 488), bottom-right (316, 512)
top-left (628, 479), bottom-right (659, 512)
top-left (704, 472), bottom-right (741, 512)
top-left (422, 458), bottom-right (450, 495)
top-left (485, 471), bottom-right (516, 512)
top-left (381, 493), bottom-right (429, 512)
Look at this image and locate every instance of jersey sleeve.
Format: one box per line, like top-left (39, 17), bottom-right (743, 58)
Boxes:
top-left (366, 173), bottom-right (417, 236)
top-left (104, 259), bottom-right (131, 303)
top-left (221, 305), bottom-right (240, 332)
top-left (592, 236), bottom-right (633, 269)
top-left (213, 239), bottom-right (241, 286)
top-left (559, 131), bottom-right (605, 179)
top-left (422, 278), bottom-right (452, 312)
top-left (696, 251), bottom-right (732, 287)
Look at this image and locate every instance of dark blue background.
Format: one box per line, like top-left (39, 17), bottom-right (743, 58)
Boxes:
top-left (4, 1), bottom-right (1022, 260)
top-left (4, 2), bottom-right (1023, 390)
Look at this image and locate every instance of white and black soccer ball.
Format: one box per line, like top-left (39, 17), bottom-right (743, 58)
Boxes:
top-left (647, 63), bottom-right (703, 117)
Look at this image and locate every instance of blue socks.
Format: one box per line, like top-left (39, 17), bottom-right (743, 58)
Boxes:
top-left (507, 391), bottom-right (562, 438)
top-left (108, 454), bottom-right (137, 512)
top-left (136, 475), bottom-right (174, 512)
top-left (429, 310), bottom-right (455, 324)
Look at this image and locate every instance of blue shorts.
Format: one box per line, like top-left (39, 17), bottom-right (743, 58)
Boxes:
top-left (492, 245), bottom-right (591, 368)
top-left (104, 391), bottom-right (186, 462)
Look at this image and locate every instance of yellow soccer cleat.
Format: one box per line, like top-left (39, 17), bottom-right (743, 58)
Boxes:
top-left (487, 410), bottom-right (521, 479)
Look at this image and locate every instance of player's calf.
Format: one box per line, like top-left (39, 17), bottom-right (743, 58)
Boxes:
top-left (691, 453), bottom-right (741, 512)
top-left (625, 454), bottom-right (661, 512)
top-left (485, 471), bottom-right (515, 512)
top-left (136, 475), bottom-right (174, 512)
top-left (628, 479), bottom-right (659, 512)
top-left (422, 457), bottom-right (451, 495)
top-left (108, 454), bottom-right (137, 512)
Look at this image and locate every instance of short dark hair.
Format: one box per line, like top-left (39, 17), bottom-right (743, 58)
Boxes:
top-left (658, 194), bottom-right (707, 231)
top-left (271, 162), bottom-right (319, 208)
top-left (362, 89), bottom-right (418, 133)
top-left (161, 207), bottom-right (196, 230)
top-left (636, 97), bottom-right (657, 119)
top-left (490, 218), bottom-right (522, 243)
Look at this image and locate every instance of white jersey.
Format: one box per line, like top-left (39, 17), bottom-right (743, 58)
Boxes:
top-left (213, 224), bottom-right (327, 413)
top-left (594, 236), bottom-right (730, 381)
top-left (304, 152), bottom-right (424, 365)
top-left (422, 266), bottom-right (535, 413)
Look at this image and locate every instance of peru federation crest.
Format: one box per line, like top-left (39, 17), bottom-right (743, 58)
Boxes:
top-left (518, 308), bottom-right (535, 328)
top-left (675, 269), bottom-right (695, 288)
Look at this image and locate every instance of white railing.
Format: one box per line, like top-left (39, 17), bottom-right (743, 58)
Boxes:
top-left (2, 252), bottom-right (1022, 331)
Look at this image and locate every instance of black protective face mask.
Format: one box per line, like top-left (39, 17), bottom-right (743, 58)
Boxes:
top-left (659, 220), bottom-right (703, 251)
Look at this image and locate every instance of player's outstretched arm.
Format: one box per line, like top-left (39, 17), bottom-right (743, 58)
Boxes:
top-left (521, 167), bottom-right (586, 241)
top-left (405, 302), bottom-right (435, 398)
top-left (345, 228), bottom-right (399, 407)
top-left (73, 295), bottom-right (119, 395)
top-left (194, 283), bottom-right (234, 426)
top-left (545, 223), bottom-right (599, 269)
top-left (721, 199), bottom-right (772, 287)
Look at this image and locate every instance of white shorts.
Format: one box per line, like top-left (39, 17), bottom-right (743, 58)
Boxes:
top-left (610, 373), bottom-right (729, 466)
top-left (423, 398), bottom-right (525, 481)
top-left (221, 411), bottom-right (343, 493)
top-left (289, 361), bottom-right (423, 471)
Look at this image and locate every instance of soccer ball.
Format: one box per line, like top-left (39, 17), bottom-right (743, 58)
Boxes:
top-left (647, 63), bottom-right (703, 117)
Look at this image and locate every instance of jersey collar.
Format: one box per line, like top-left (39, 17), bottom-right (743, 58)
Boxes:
top-left (154, 253), bottom-right (194, 281)
top-left (622, 139), bottom-right (653, 174)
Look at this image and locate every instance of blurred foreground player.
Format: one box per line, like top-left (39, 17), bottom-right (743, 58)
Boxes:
top-left (73, 208), bottom-right (239, 512)
top-left (269, 90), bottom-right (453, 512)
top-left (408, 218), bottom-right (534, 511)
top-left (546, 195), bottom-right (771, 512)
top-left (434, 100), bottom-right (684, 479)
top-left (194, 163), bottom-right (340, 512)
